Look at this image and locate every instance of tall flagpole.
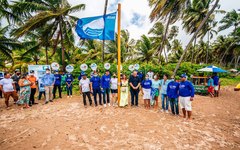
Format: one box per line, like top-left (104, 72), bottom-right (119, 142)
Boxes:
top-left (117, 3), bottom-right (121, 105)
top-left (102, 0), bottom-right (108, 62)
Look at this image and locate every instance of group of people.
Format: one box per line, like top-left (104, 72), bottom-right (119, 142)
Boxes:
top-left (0, 68), bottom-right (197, 120)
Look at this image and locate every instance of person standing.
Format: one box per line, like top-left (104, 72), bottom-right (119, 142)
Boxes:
top-left (0, 74), bottom-right (3, 98)
top-left (90, 71), bottom-right (102, 106)
top-left (27, 70), bottom-right (38, 106)
top-left (17, 74), bottom-right (31, 108)
top-left (179, 74), bottom-right (195, 120)
top-left (159, 74), bottom-right (170, 113)
top-left (61, 73), bottom-right (66, 91)
top-left (0, 73), bottom-right (18, 108)
top-left (119, 74), bottom-right (128, 107)
top-left (53, 71), bottom-right (62, 99)
top-left (151, 75), bottom-right (161, 109)
top-left (167, 76), bottom-right (180, 116)
top-left (207, 75), bottom-right (214, 97)
top-left (79, 73), bottom-right (92, 107)
top-left (101, 70), bottom-right (111, 107)
top-left (42, 68), bottom-right (55, 104)
top-left (110, 73), bottom-right (118, 106)
top-left (141, 74), bottom-right (152, 109)
top-left (147, 70), bottom-right (154, 80)
top-left (212, 73), bottom-right (219, 97)
top-left (129, 71), bottom-right (141, 107)
top-left (137, 71), bottom-right (144, 82)
top-left (66, 73), bottom-right (73, 98)
top-left (11, 69), bottom-right (21, 93)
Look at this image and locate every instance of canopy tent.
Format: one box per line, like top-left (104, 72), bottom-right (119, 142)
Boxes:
top-left (197, 65), bottom-right (227, 73)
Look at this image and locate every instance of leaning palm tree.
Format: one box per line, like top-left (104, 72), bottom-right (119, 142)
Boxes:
top-left (12, 0), bottom-right (85, 70)
top-left (148, 0), bottom-right (190, 62)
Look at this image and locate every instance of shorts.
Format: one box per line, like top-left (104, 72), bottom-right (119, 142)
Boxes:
top-left (179, 96), bottom-right (192, 111)
top-left (208, 86), bottom-right (214, 93)
top-left (143, 88), bottom-right (151, 99)
top-left (214, 86), bottom-right (219, 91)
top-left (111, 89), bottom-right (118, 93)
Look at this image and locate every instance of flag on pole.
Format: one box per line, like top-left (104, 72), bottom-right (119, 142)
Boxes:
top-left (75, 12), bottom-right (117, 40)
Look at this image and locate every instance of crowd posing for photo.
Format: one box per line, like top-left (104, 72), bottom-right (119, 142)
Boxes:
top-left (0, 68), bottom-right (222, 121)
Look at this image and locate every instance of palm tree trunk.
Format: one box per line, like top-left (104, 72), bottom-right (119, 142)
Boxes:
top-left (59, 19), bottom-right (65, 71)
top-left (206, 30), bottom-right (210, 64)
top-left (235, 55), bottom-right (240, 69)
top-left (158, 12), bottom-right (172, 63)
top-left (191, 37), bottom-right (197, 65)
top-left (45, 46), bottom-right (49, 64)
top-left (163, 46), bottom-right (168, 63)
top-left (173, 0), bottom-right (220, 76)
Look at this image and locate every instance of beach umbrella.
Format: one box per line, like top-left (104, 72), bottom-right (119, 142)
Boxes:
top-left (197, 65), bottom-right (227, 73)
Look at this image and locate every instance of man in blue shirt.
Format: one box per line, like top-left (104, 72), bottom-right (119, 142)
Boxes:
top-left (66, 73), bottom-right (73, 98)
top-left (101, 70), bottom-right (111, 107)
top-left (167, 76), bottom-right (180, 115)
top-left (179, 74), bottom-right (195, 120)
top-left (53, 71), bottom-right (62, 99)
top-left (42, 68), bottom-right (55, 104)
top-left (90, 71), bottom-right (102, 106)
top-left (212, 73), bottom-right (219, 97)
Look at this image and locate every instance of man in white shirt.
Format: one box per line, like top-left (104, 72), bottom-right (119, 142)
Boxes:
top-left (79, 73), bottom-right (93, 107)
top-left (147, 70), bottom-right (154, 80)
top-left (0, 73), bottom-right (18, 108)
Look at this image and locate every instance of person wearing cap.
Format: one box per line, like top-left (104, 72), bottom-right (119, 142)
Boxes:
top-left (212, 73), bottom-right (219, 97)
top-left (66, 72), bottom-right (74, 98)
top-left (79, 73), bottom-right (92, 107)
top-left (27, 70), bottom-right (38, 106)
top-left (179, 74), bottom-right (195, 120)
top-left (101, 70), bottom-right (111, 107)
top-left (53, 71), bottom-right (62, 99)
top-left (90, 71), bottom-right (102, 106)
top-left (17, 74), bottom-right (32, 108)
top-left (207, 75), bottom-right (214, 97)
top-left (159, 74), bottom-right (170, 113)
top-left (167, 76), bottom-right (180, 115)
top-left (0, 73), bottom-right (18, 108)
top-left (11, 69), bottom-right (21, 93)
top-left (41, 68), bottom-right (55, 104)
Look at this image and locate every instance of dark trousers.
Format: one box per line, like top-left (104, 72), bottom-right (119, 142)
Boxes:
top-left (93, 88), bottom-right (102, 105)
top-left (103, 88), bottom-right (110, 104)
top-left (169, 98), bottom-right (179, 115)
top-left (83, 92), bottom-right (92, 106)
top-left (130, 90), bottom-right (139, 106)
top-left (66, 85), bottom-right (72, 96)
top-left (53, 85), bottom-right (62, 98)
top-left (38, 91), bottom-right (45, 100)
top-left (30, 88), bottom-right (36, 105)
top-left (0, 89), bottom-right (2, 98)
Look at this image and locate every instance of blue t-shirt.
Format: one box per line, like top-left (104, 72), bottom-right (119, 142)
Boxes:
top-left (101, 75), bottom-right (111, 88)
top-left (65, 74), bottom-right (73, 84)
top-left (159, 79), bottom-right (170, 94)
top-left (42, 74), bottom-right (55, 86)
top-left (90, 76), bottom-right (101, 89)
top-left (167, 81), bottom-right (179, 98)
top-left (141, 79), bottom-right (152, 89)
top-left (78, 75), bottom-right (82, 81)
top-left (207, 78), bottom-right (214, 86)
top-left (179, 81), bottom-right (195, 97)
top-left (54, 74), bottom-right (62, 86)
top-left (212, 76), bottom-right (219, 86)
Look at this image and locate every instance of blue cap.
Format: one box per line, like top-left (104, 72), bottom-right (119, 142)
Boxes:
top-left (180, 74), bottom-right (187, 78)
top-left (81, 72), bottom-right (86, 76)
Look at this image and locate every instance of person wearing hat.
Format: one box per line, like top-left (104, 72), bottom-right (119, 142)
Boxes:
top-left (66, 72), bottom-right (74, 98)
top-left (41, 68), bottom-right (55, 104)
top-left (179, 74), bottom-right (195, 120)
top-left (17, 74), bottom-right (32, 108)
top-left (90, 71), bottom-right (102, 106)
top-left (212, 73), bottom-right (219, 97)
top-left (27, 70), bottom-right (38, 106)
top-left (101, 70), bottom-right (111, 107)
top-left (11, 69), bottom-right (21, 93)
top-left (79, 73), bottom-right (92, 107)
top-left (53, 70), bottom-right (62, 99)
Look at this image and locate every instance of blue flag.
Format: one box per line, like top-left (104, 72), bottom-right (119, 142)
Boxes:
top-left (76, 12), bottom-right (117, 40)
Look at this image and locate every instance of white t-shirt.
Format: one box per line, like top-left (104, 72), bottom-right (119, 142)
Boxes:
top-left (79, 78), bottom-right (90, 92)
top-left (111, 78), bottom-right (118, 90)
top-left (147, 72), bottom-right (154, 80)
top-left (0, 78), bottom-right (14, 92)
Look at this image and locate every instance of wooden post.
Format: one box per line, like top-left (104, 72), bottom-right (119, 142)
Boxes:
top-left (117, 3), bottom-right (121, 105)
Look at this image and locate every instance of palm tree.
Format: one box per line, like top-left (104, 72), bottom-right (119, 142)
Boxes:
top-left (121, 30), bottom-right (135, 60)
top-left (12, 0), bottom-right (85, 70)
top-left (173, 0), bottom-right (220, 76)
top-left (168, 39), bottom-right (183, 63)
top-left (148, 0), bottom-right (190, 62)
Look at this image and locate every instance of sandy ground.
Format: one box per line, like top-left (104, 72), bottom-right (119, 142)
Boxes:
top-left (0, 86), bottom-right (240, 150)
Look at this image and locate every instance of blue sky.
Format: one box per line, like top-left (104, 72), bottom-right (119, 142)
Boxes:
top-left (69, 0), bottom-right (240, 47)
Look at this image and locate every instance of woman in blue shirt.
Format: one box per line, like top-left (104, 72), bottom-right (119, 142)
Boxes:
top-left (151, 75), bottom-right (161, 109)
top-left (141, 74), bottom-right (152, 109)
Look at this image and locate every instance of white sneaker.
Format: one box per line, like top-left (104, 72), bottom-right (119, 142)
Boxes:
top-left (165, 110), bottom-right (169, 113)
top-left (160, 109), bottom-right (164, 112)
top-left (67, 96), bottom-right (69, 98)
top-left (70, 95), bottom-right (72, 98)
top-left (104, 104), bottom-right (107, 107)
top-left (108, 103), bottom-right (111, 106)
